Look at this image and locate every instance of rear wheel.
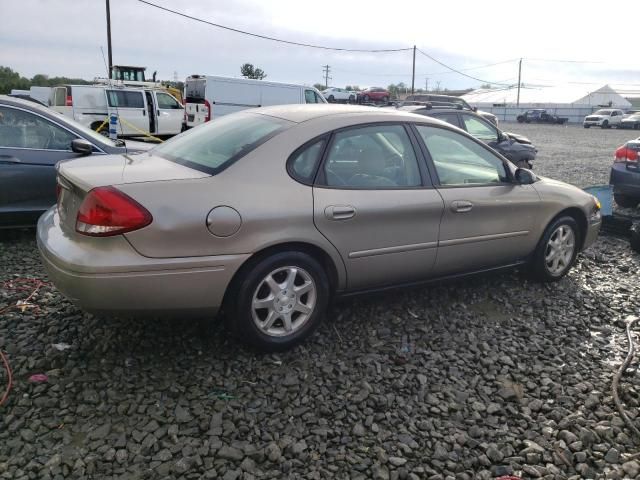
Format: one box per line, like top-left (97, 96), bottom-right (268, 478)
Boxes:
top-left (531, 216), bottom-right (580, 282)
top-left (224, 252), bottom-right (330, 351)
top-left (614, 193), bottom-right (640, 208)
top-left (348, 95), bottom-right (355, 103)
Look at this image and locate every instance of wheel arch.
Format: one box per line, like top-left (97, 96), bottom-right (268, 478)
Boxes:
top-left (222, 241), bottom-right (342, 311)
top-left (544, 207), bottom-right (588, 251)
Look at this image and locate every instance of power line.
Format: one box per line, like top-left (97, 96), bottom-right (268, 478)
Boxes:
top-left (524, 58), bottom-right (604, 64)
top-left (331, 58), bottom-right (518, 78)
top-left (416, 47), bottom-right (512, 87)
top-left (136, 0), bottom-right (413, 52)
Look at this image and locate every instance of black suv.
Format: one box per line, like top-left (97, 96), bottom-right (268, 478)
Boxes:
top-left (402, 94), bottom-right (498, 126)
top-left (400, 105), bottom-right (537, 168)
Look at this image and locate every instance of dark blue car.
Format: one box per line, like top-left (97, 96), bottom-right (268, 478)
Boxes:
top-left (610, 137), bottom-right (640, 208)
top-left (0, 96), bottom-right (152, 227)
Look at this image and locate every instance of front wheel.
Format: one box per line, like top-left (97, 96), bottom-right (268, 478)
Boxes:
top-left (382, 96), bottom-right (389, 103)
top-left (363, 94), bottom-right (370, 102)
top-left (601, 120), bottom-right (609, 129)
top-left (328, 95), bottom-right (335, 103)
top-left (531, 216), bottom-right (580, 282)
top-left (348, 95), bottom-right (355, 103)
top-left (224, 252), bottom-right (330, 351)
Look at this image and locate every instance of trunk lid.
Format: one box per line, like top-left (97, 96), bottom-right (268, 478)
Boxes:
top-left (56, 153), bottom-right (208, 234)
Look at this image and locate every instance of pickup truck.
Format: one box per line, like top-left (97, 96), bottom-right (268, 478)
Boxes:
top-left (516, 109), bottom-right (568, 125)
top-left (583, 109), bottom-right (625, 129)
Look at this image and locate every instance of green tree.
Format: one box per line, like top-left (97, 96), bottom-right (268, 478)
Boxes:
top-left (240, 63), bottom-right (267, 80)
top-left (0, 66), bottom-right (30, 94)
top-left (346, 85), bottom-right (361, 91)
top-left (313, 83), bottom-right (326, 91)
top-left (31, 74), bottom-right (50, 86)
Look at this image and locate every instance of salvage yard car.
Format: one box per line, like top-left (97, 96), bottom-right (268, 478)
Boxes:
top-left (321, 87), bottom-right (356, 103)
top-left (517, 109), bottom-right (568, 125)
top-left (618, 113), bottom-right (640, 130)
top-left (583, 108), bottom-right (624, 129)
top-left (38, 105), bottom-right (602, 351)
top-left (0, 96), bottom-right (152, 228)
top-left (403, 93), bottom-right (499, 126)
top-left (610, 137), bottom-right (640, 208)
top-left (398, 105), bottom-right (537, 168)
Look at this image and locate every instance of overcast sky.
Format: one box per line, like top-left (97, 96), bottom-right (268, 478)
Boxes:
top-left (3, 0), bottom-right (640, 92)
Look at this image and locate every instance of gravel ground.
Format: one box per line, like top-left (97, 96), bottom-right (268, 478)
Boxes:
top-left (2, 125), bottom-right (640, 480)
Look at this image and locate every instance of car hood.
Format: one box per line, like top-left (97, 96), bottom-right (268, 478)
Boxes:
top-left (504, 131), bottom-right (532, 145)
top-left (57, 152), bottom-right (209, 192)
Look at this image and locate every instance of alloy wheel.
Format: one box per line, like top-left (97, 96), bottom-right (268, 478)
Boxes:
top-left (544, 225), bottom-right (575, 276)
top-left (251, 266), bottom-right (317, 337)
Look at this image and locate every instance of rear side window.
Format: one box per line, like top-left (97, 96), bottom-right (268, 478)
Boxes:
top-left (153, 113), bottom-right (290, 175)
top-left (107, 91), bottom-right (144, 108)
top-left (288, 138), bottom-right (326, 184)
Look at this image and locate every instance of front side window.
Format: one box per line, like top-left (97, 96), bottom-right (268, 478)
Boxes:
top-left (461, 114), bottom-right (498, 142)
top-left (322, 124), bottom-right (421, 188)
top-left (305, 90), bottom-right (322, 104)
top-left (153, 113), bottom-right (290, 174)
top-left (156, 92), bottom-right (182, 109)
top-left (416, 125), bottom-right (508, 186)
top-left (0, 106), bottom-right (76, 150)
top-left (107, 90), bottom-right (144, 108)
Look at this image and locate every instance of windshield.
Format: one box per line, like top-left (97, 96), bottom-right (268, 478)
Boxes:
top-left (153, 113), bottom-right (290, 174)
top-left (594, 109), bottom-right (612, 115)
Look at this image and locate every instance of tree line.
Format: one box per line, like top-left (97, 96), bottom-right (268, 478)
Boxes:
top-left (0, 66), bottom-right (91, 94)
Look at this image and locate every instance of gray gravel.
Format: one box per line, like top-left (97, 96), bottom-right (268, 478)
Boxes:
top-left (2, 125), bottom-right (640, 479)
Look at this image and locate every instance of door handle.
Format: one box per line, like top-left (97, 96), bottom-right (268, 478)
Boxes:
top-left (325, 205), bottom-right (356, 220)
top-left (142, 109), bottom-right (146, 116)
top-left (451, 200), bottom-right (473, 213)
top-left (0, 155), bottom-right (21, 164)
top-left (157, 110), bottom-right (160, 116)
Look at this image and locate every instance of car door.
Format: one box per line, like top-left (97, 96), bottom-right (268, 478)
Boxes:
top-left (153, 91), bottom-right (184, 136)
top-left (413, 124), bottom-right (541, 275)
top-left (312, 123), bottom-right (444, 290)
top-left (106, 89), bottom-right (148, 136)
top-left (0, 105), bottom-right (85, 225)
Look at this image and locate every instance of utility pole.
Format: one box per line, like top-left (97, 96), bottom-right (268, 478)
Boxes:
top-left (436, 81), bottom-right (441, 92)
top-left (322, 65), bottom-right (331, 89)
top-left (425, 77), bottom-right (429, 92)
top-left (411, 45), bottom-right (416, 94)
top-left (516, 58), bottom-right (522, 107)
top-left (106, 0), bottom-right (113, 74)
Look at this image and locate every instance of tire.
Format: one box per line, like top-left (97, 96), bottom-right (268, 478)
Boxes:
top-left (614, 193), bottom-right (640, 209)
top-left (630, 224), bottom-right (640, 253)
top-left (584, 125), bottom-right (590, 128)
top-left (531, 216), bottom-right (580, 282)
top-left (601, 120), bottom-right (609, 129)
top-left (328, 95), bottom-right (335, 103)
top-left (516, 116), bottom-right (525, 123)
top-left (224, 251), bottom-right (330, 351)
top-left (382, 96), bottom-right (389, 103)
top-left (348, 95), bottom-right (355, 104)
top-left (363, 94), bottom-right (370, 102)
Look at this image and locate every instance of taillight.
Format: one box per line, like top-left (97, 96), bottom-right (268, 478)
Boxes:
top-left (204, 99), bottom-right (212, 122)
top-left (65, 95), bottom-right (73, 106)
top-left (614, 145), bottom-right (639, 163)
top-left (76, 186), bottom-right (152, 237)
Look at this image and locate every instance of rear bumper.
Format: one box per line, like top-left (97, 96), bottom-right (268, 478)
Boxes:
top-left (37, 208), bottom-right (249, 317)
top-left (609, 163), bottom-right (640, 195)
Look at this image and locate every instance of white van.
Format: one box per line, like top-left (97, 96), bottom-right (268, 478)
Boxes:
top-left (49, 85), bottom-right (184, 138)
top-left (184, 75), bottom-right (327, 128)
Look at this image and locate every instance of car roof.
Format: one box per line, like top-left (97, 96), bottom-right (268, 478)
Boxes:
top-left (0, 94), bottom-right (52, 113)
top-left (250, 104), bottom-right (440, 124)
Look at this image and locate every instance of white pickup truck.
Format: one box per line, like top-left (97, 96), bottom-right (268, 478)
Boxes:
top-left (583, 109), bottom-right (625, 129)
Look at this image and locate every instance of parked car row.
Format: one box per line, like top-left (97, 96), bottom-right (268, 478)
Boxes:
top-left (517, 109), bottom-right (568, 125)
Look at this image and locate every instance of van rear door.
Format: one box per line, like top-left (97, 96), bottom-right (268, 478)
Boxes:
top-left (185, 76), bottom-right (208, 128)
top-left (49, 86), bottom-right (73, 117)
top-left (106, 89), bottom-right (149, 137)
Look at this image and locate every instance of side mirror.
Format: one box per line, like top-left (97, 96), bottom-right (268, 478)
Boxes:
top-left (71, 138), bottom-right (94, 156)
top-left (515, 168), bottom-right (537, 185)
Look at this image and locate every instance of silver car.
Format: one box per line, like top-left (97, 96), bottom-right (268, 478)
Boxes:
top-left (38, 105), bottom-right (601, 351)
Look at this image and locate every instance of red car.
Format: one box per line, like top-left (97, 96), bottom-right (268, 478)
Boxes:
top-left (358, 87), bottom-right (390, 103)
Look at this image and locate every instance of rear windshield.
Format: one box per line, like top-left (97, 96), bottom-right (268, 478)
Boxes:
top-left (153, 113), bottom-right (290, 174)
